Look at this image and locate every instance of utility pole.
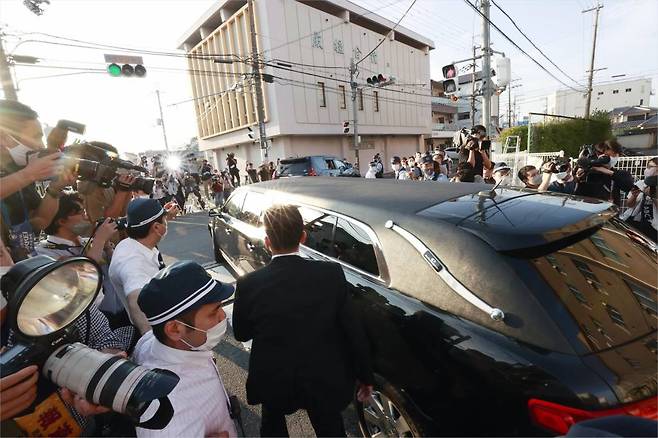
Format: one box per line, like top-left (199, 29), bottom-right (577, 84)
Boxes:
top-left (583, 3), bottom-right (603, 118)
top-left (480, 0), bottom-right (492, 134)
top-left (247, 0), bottom-right (268, 161)
top-left (470, 46), bottom-right (477, 123)
top-left (0, 33), bottom-right (18, 100)
top-left (507, 83), bottom-right (512, 128)
top-left (349, 58), bottom-right (360, 173)
top-left (155, 89), bottom-right (170, 152)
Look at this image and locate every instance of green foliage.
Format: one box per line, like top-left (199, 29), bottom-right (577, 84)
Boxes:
top-left (499, 111), bottom-right (611, 158)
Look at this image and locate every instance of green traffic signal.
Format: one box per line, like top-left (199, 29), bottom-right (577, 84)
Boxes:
top-left (108, 63), bottom-right (122, 77)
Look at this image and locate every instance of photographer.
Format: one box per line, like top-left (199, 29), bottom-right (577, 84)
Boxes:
top-left (458, 126), bottom-right (492, 177)
top-left (109, 198), bottom-right (179, 335)
top-left (199, 159), bottom-right (213, 200)
top-left (518, 165), bottom-right (543, 189)
top-left (537, 159), bottom-right (581, 194)
top-left (575, 140), bottom-right (622, 201)
top-left (0, 100), bottom-right (75, 261)
top-left (226, 153), bottom-right (240, 187)
top-left (183, 171), bottom-right (206, 210)
top-left (622, 159), bottom-right (657, 242)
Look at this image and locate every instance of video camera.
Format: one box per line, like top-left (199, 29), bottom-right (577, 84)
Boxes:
top-left (576, 143), bottom-right (610, 172)
top-left (542, 157), bottom-right (571, 174)
top-left (0, 256), bottom-right (178, 429)
top-left (64, 143), bottom-right (155, 194)
top-left (96, 216), bottom-right (128, 231)
top-left (453, 125), bottom-right (489, 152)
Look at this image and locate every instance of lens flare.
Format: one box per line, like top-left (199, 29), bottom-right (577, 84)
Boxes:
top-left (166, 156), bottom-right (181, 170)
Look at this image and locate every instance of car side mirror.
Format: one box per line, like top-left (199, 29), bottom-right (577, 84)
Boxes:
top-left (209, 209), bottom-right (223, 218)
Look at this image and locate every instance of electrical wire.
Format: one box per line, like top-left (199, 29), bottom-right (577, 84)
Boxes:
top-left (356, 0), bottom-right (418, 66)
top-left (490, 0), bottom-right (584, 87)
top-left (462, 0), bottom-right (586, 93)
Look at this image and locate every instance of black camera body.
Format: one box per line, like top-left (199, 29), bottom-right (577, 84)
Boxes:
top-left (96, 216), bottom-right (128, 232)
top-left (543, 157), bottom-right (571, 174)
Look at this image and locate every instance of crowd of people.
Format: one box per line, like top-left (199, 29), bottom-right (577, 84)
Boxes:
top-left (0, 97), bottom-right (656, 437)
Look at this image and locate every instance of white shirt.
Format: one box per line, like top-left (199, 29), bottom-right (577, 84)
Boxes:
top-left (132, 331), bottom-right (237, 438)
top-left (109, 238), bottom-right (162, 320)
top-left (270, 251), bottom-right (300, 260)
top-left (365, 167), bottom-right (378, 179)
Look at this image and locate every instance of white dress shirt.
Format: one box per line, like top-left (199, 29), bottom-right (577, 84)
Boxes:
top-left (108, 238), bottom-right (162, 320)
top-left (132, 331), bottom-right (237, 438)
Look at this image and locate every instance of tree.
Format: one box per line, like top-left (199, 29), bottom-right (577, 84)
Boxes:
top-left (499, 111), bottom-right (611, 158)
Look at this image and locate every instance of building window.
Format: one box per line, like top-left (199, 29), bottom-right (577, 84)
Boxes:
top-left (572, 259), bottom-right (606, 293)
top-left (373, 91), bottom-right (379, 112)
top-left (605, 303), bottom-right (626, 328)
top-left (546, 254), bottom-right (566, 275)
top-left (568, 284), bottom-right (590, 306)
top-left (458, 112), bottom-right (470, 120)
top-left (358, 89), bottom-right (364, 111)
top-left (590, 234), bottom-right (621, 263)
top-left (613, 90), bottom-right (619, 94)
top-left (626, 280), bottom-right (658, 317)
top-left (591, 317), bottom-right (614, 344)
top-left (318, 82), bottom-right (326, 107)
top-left (338, 85), bottom-right (347, 109)
top-left (625, 88), bottom-right (632, 92)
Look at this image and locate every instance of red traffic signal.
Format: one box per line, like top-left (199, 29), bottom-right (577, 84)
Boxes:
top-left (367, 74), bottom-right (387, 85)
top-left (343, 121), bottom-right (350, 134)
top-left (442, 64), bottom-right (457, 79)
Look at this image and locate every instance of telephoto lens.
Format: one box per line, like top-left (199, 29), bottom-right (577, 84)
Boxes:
top-left (44, 343), bottom-right (179, 429)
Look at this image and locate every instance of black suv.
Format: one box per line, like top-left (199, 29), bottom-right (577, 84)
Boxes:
top-left (208, 178), bottom-right (657, 436)
top-left (276, 156), bottom-right (358, 178)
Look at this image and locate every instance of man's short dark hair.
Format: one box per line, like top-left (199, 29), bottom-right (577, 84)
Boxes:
top-left (263, 205), bottom-right (303, 250)
top-left (518, 165), bottom-right (536, 183)
top-left (456, 162), bottom-right (475, 182)
top-left (45, 191), bottom-right (84, 235)
top-left (0, 100), bottom-right (38, 120)
top-left (152, 306), bottom-right (199, 345)
top-left (605, 140), bottom-right (623, 155)
top-left (126, 214), bottom-right (164, 240)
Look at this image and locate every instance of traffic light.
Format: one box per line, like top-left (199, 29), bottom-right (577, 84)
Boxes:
top-left (343, 121), bottom-right (350, 134)
top-left (442, 64), bottom-right (457, 79)
top-left (107, 63), bottom-right (147, 78)
top-left (443, 79), bottom-right (458, 95)
top-left (366, 74), bottom-right (395, 87)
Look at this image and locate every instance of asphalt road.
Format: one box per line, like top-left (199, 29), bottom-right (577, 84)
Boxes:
top-left (160, 211), bottom-right (361, 437)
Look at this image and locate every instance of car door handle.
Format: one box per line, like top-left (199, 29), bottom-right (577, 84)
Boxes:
top-left (246, 242), bottom-right (256, 252)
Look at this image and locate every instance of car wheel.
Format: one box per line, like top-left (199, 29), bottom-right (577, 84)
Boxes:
top-left (356, 377), bottom-right (430, 437)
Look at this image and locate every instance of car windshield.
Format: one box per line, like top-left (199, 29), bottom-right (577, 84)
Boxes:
top-left (279, 159), bottom-right (310, 176)
top-left (507, 219), bottom-right (657, 354)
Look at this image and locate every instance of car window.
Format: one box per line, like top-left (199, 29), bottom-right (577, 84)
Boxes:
top-left (333, 218), bottom-right (380, 276)
top-left (239, 192), bottom-right (269, 226)
top-left (513, 221), bottom-right (657, 353)
top-left (333, 159), bottom-right (346, 170)
top-left (223, 190), bottom-right (246, 217)
top-left (304, 214), bottom-right (337, 257)
top-left (279, 158), bottom-right (309, 176)
top-left (311, 157), bottom-right (328, 169)
top-left (325, 159), bottom-right (336, 170)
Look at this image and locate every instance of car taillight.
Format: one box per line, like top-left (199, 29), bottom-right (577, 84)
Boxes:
top-left (528, 397), bottom-right (658, 435)
top-left (308, 167), bottom-right (317, 176)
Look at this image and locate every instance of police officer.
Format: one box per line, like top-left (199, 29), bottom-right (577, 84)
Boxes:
top-left (391, 156), bottom-right (409, 180)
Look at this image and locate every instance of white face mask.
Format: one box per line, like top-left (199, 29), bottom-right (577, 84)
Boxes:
top-left (530, 174), bottom-right (543, 186)
top-left (555, 171), bottom-right (571, 182)
top-left (71, 221), bottom-right (93, 236)
top-left (7, 137), bottom-right (34, 166)
top-left (178, 318), bottom-right (227, 351)
top-left (608, 156), bottom-right (619, 168)
top-left (392, 164), bottom-right (401, 171)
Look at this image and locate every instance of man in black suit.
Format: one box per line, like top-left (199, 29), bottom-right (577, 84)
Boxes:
top-left (233, 205), bottom-right (374, 437)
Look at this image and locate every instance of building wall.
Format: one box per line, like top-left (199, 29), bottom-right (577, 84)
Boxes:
top-left (548, 78), bottom-right (652, 117)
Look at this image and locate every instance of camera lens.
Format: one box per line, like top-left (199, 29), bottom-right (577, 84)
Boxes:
top-left (44, 343), bottom-right (179, 428)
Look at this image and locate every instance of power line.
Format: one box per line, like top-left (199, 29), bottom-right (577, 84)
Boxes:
top-left (462, 0), bottom-right (586, 93)
top-left (356, 0), bottom-right (418, 66)
top-left (490, 0), bottom-right (584, 87)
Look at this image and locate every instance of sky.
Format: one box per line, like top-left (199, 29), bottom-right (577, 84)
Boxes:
top-left (1, 0), bottom-right (656, 154)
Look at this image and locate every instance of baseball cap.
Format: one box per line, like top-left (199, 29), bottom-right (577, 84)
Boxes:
top-left (127, 198), bottom-right (166, 228)
top-left (139, 260), bottom-right (234, 327)
top-left (493, 162), bottom-right (511, 173)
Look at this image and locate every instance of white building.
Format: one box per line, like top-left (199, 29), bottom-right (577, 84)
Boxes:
top-left (547, 78), bottom-right (652, 118)
top-left (177, 0), bottom-right (434, 175)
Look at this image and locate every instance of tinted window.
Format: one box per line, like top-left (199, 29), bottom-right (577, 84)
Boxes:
top-left (279, 158), bottom-right (310, 176)
top-left (311, 156), bottom-right (329, 170)
top-left (304, 213), bottom-right (337, 256)
top-left (223, 190), bottom-right (246, 217)
top-left (516, 222), bottom-right (657, 353)
top-left (333, 159), bottom-right (346, 170)
top-left (333, 218), bottom-right (379, 276)
top-left (239, 192), bottom-right (270, 226)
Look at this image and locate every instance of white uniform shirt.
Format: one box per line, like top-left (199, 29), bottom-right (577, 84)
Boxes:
top-left (132, 331), bottom-right (237, 438)
top-left (108, 238), bottom-right (162, 320)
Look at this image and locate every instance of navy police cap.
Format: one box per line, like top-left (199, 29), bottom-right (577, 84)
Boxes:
top-left (138, 260), bottom-right (234, 326)
top-left (127, 198), bottom-right (165, 228)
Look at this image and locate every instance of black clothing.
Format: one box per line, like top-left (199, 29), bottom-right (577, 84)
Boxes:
top-left (458, 148), bottom-right (485, 176)
top-left (233, 255), bottom-right (373, 416)
top-left (261, 403), bottom-right (346, 437)
top-left (548, 180), bottom-right (578, 195)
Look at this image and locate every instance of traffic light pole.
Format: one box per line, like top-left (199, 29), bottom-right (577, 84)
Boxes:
top-left (583, 3), bottom-right (603, 118)
top-left (350, 58), bottom-right (360, 173)
top-left (247, 0), bottom-right (268, 162)
top-left (156, 89), bottom-right (170, 152)
top-left (480, 0), bottom-right (492, 134)
top-left (0, 33), bottom-right (18, 100)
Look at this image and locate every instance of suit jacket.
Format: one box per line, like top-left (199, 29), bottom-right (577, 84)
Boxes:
top-left (233, 255), bottom-right (374, 413)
